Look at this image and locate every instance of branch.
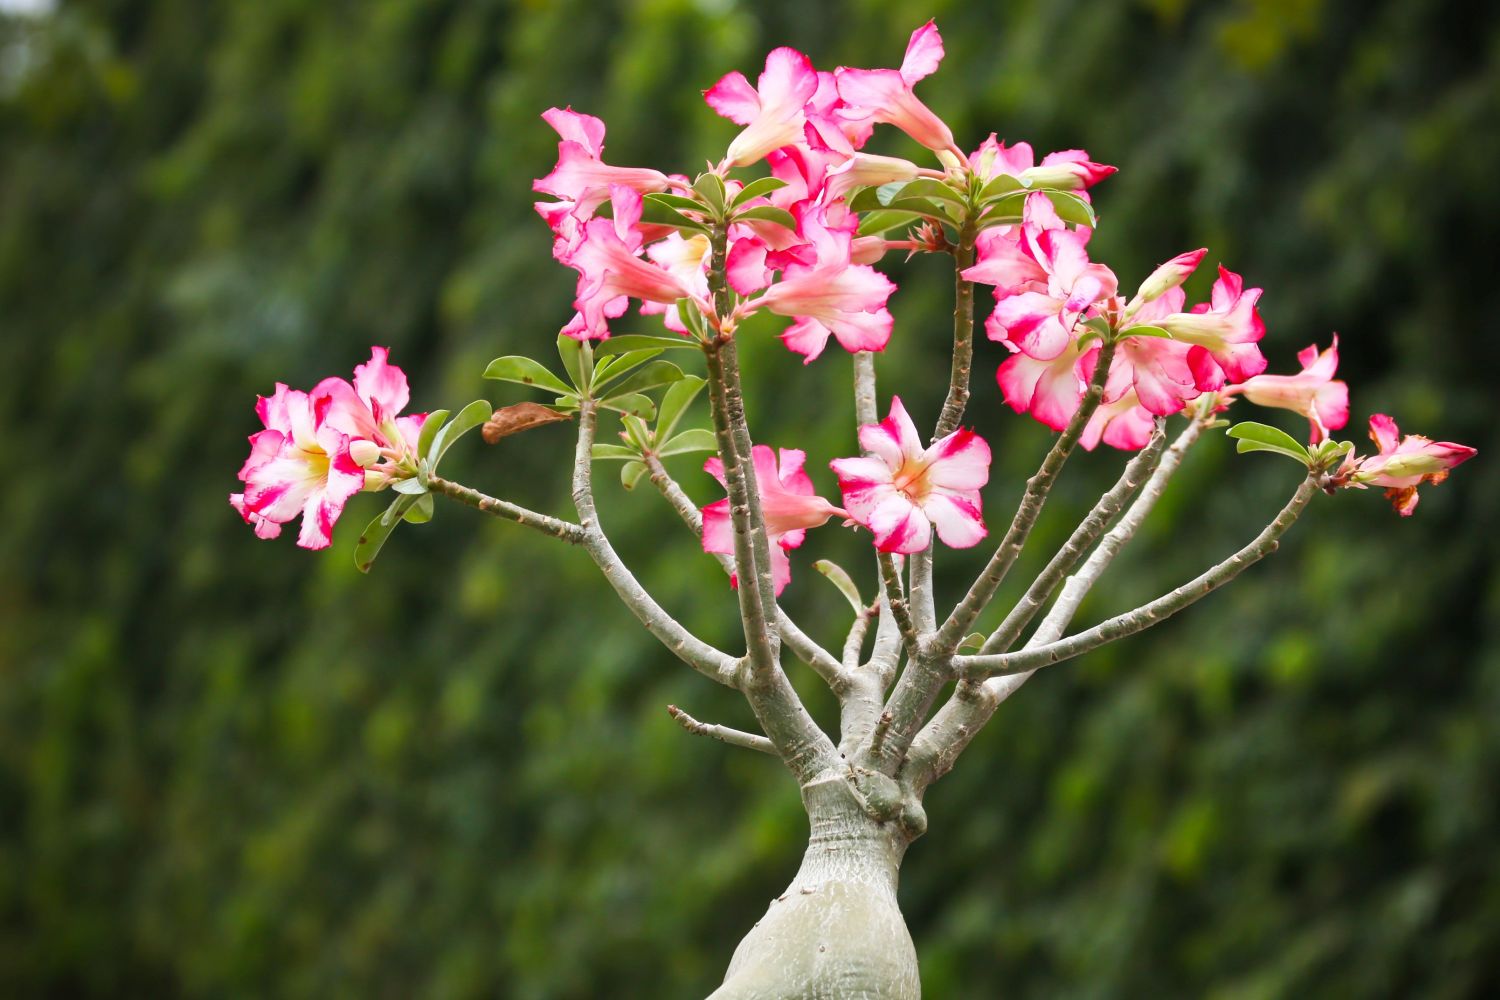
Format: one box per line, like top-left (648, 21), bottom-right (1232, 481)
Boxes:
top-left (911, 231), bottom-right (976, 638)
top-left (667, 704), bottom-right (776, 755)
top-left (957, 477), bottom-right (1319, 680)
top-left (902, 414), bottom-right (1203, 792)
top-left (643, 452), bottom-right (846, 691)
top-left (978, 421), bottom-right (1168, 655)
top-left (931, 338), bottom-right (1118, 654)
top-left (878, 550), bottom-right (920, 660)
top-left (426, 474), bottom-right (587, 544)
top-left (569, 403), bottom-right (741, 687)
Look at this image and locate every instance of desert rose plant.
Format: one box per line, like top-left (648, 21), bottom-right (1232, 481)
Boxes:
top-left (230, 22), bottom-right (1475, 999)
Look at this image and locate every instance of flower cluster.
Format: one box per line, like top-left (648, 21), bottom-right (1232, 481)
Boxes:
top-left (231, 348), bottom-right (425, 549)
top-left (233, 20), bottom-right (1474, 566)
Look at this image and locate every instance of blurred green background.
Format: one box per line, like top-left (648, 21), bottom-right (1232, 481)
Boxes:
top-left (3, 0), bottom-right (1497, 996)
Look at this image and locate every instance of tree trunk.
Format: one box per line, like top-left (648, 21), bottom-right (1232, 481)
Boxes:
top-left (707, 770), bottom-right (921, 1000)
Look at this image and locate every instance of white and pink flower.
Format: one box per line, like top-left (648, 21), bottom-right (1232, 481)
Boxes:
top-left (1227, 336), bottom-right (1348, 443)
top-left (835, 21), bottom-right (961, 156)
top-left (1152, 265), bottom-right (1268, 384)
top-left (701, 445), bottom-right (846, 594)
top-left (533, 107), bottom-right (673, 229)
top-left (967, 135), bottom-right (1117, 192)
top-left (751, 207), bottom-right (896, 362)
top-left (1346, 414), bottom-right (1476, 516)
top-left (830, 397), bottom-right (990, 554)
top-left (706, 47), bottom-right (820, 169)
top-left (231, 348), bottom-right (426, 550)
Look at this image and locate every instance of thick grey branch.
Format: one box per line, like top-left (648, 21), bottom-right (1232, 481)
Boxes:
top-left (643, 452), bottom-right (846, 691)
top-left (979, 421), bottom-right (1168, 655)
top-left (957, 477), bottom-right (1319, 680)
top-left (931, 338), bottom-right (1117, 655)
top-left (569, 404), bottom-right (740, 687)
top-left (667, 704), bottom-right (776, 755)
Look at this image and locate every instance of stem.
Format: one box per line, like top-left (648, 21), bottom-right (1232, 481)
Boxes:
top-left (909, 225), bottom-right (978, 638)
top-left (643, 452), bottom-right (846, 691)
top-left (979, 420), bottom-right (1167, 654)
top-left (425, 474), bottom-right (586, 544)
top-left (932, 338), bottom-right (1118, 655)
top-left (568, 403), bottom-right (741, 687)
top-left (667, 704), bottom-right (776, 755)
top-left (957, 477), bottom-right (1320, 680)
top-left (878, 551), bottom-right (920, 660)
top-left (902, 415), bottom-right (1204, 792)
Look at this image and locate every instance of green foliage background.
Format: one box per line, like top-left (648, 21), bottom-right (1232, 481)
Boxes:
top-left (2, 0), bottom-right (1497, 996)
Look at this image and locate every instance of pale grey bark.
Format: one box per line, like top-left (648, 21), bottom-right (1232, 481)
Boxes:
top-left (668, 704), bottom-right (776, 755)
top-left (708, 771), bottom-right (921, 1000)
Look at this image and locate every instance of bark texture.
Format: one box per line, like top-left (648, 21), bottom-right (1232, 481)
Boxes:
top-left (708, 771), bottom-right (920, 1000)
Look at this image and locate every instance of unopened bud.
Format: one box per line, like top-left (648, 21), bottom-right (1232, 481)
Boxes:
top-left (349, 439), bottom-right (382, 468)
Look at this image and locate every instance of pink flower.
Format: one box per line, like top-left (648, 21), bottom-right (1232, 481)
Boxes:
top-left (966, 193), bottom-right (1117, 361)
top-left (1228, 336), bottom-right (1349, 443)
top-left (830, 397), bottom-right (991, 554)
top-left (1128, 248), bottom-right (1207, 308)
top-left (1153, 265), bottom-right (1268, 383)
top-left (705, 47), bottom-right (820, 168)
top-left (230, 384), bottom-right (369, 550)
top-left (835, 21), bottom-right (960, 156)
top-left (231, 349), bottom-right (428, 549)
top-left (1080, 391), bottom-right (1158, 452)
top-left (1347, 414), bottom-right (1476, 516)
top-left (701, 446), bottom-right (845, 595)
top-left (968, 135), bottom-right (1117, 191)
top-left (558, 186), bottom-right (701, 340)
top-left (752, 207), bottom-right (896, 362)
top-left (533, 107), bottom-right (672, 224)
top-left (996, 341), bottom-right (1101, 431)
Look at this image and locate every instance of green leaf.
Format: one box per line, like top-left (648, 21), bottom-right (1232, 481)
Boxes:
top-left (557, 334), bottom-right (587, 391)
top-left (899, 177), bottom-right (966, 204)
top-left (857, 209), bottom-right (924, 237)
top-left (731, 176), bottom-right (789, 205)
top-left (415, 408), bottom-right (450, 460)
top-left (482, 357), bottom-right (572, 395)
top-left (600, 393), bottom-right (657, 421)
top-left (875, 181), bottom-right (907, 206)
top-left (639, 197), bottom-right (708, 232)
top-left (591, 443), bottom-right (640, 462)
top-left (734, 204), bottom-right (797, 230)
top-left (644, 192), bottom-right (709, 214)
top-left (593, 334), bottom-right (700, 355)
top-left (621, 460), bottom-right (647, 490)
top-left (847, 185), bottom-right (887, 213)
top-left (1044, 190), bottom-right (1097, 227)
top-left (402, 492), bottom-right (435, 524)
top-left (692, 173), bottom-right (727, 215)
top-left (354, 495), bottom-right (418, 573)
top-left (957, 632), bottom-right (987, 653)
top-left (657, 428), bottom-right (717, 457)
top-left (814, 560), bottom-right (864, 614)
top-left (978, 191), bottom-right (1027, 224)
top-left (655, 375), bottom-right (705, 440)
top-left (390, 476), bottom-right (428, 495)
top-left (977, 173), bottom-right (1027, 202)
top-left (1118, 324), bottom-right (1173, 340)
top-left (1227, 421), bottom-right (1312, 466)
top-left (591, 348), bottom-right (665, 390)
top-left (600, 360), bottom-right (684, 399)
top-left (621, 414), bottom-right (652, 451)
top-left (428, 399), bottom-right (492, 470)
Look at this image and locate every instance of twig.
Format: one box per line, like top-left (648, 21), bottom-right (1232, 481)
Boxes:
top-left (667, 704), bottom-right (776, 755)
top-left (957, 477), bottom-right (1319, 680)
top-left (426, 474), bottom-right (587, 544)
